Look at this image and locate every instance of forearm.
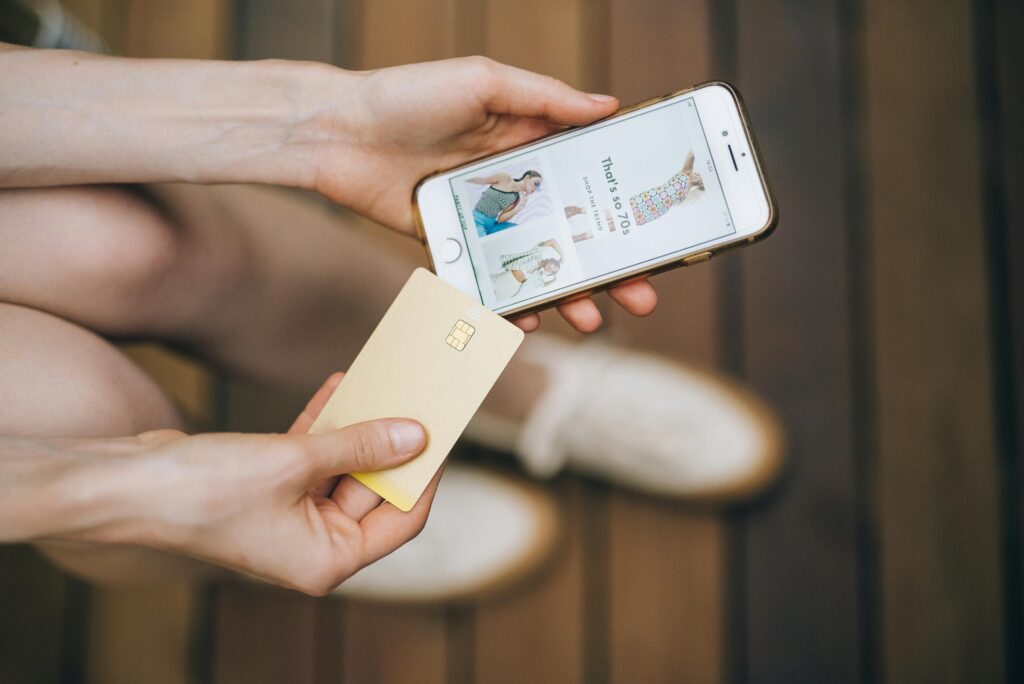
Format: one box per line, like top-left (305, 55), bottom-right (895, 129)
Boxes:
top-left (0, 436), bottom-right (149, 544)
top-left (0, 43), bottom-right (355, 189)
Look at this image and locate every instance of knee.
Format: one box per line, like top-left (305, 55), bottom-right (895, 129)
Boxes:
top-left (47, 186), bottom-right (182, 311)
top-left (0, 186), bottom-right (183, 330)
top-left (0, 304), bottom-right (182, 438)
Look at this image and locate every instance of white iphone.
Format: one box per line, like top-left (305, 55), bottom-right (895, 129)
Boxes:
top-left (413, 81), bottom-right (777, 317)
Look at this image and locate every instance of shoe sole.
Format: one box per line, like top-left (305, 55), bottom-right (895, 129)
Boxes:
top-left (568, 363), bottom-right (787, 507)
top-left (333, 466), bottom-right (563, 605)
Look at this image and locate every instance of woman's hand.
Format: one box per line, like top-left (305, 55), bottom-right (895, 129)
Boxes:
top-left (307, 56), bottom-right (611, 234)
top-left (24, 374), bottom-right (437, 596)
top-left (305, 56), bottom-right (658, 332)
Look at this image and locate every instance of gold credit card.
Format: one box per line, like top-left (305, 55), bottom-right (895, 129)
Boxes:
top-left (307, 268), bottom-right (524, 511)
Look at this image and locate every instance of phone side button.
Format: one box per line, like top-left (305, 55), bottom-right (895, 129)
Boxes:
top-left (682, 251), bottom-right (713, 266)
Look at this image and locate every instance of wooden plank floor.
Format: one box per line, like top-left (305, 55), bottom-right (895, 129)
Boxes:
top-left (989, 1), bottom-right (1024, 681)
top-left (604, 2), bottom-right (727, 683)
top-left (731, 2), bottom-right (863, 681)
top-left (864, 1), bottom-right (1004, 680)
top-left (1, 0), bottom-right (1020, 682)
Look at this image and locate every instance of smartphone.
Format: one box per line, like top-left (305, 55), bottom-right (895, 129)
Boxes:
top-left (413, 81), bottom-right (777, 318)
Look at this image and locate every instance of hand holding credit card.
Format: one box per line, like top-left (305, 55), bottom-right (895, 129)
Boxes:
top-left (307, 268), bottom-right (524, 511)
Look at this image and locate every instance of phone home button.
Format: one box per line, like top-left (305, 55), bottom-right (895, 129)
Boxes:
top-left (441, 238), bottom-right (463, 264)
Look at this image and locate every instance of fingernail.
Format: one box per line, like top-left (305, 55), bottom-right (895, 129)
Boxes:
top-left (588, 93), bottom-right (616, 103)
top-left (389, 421), bottom-right (426, 456)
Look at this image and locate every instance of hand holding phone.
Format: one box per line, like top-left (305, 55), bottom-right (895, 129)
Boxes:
top-left (305, 56), bottom-right (664, 332)
top-left (414, 82), bottom-right (777, 320)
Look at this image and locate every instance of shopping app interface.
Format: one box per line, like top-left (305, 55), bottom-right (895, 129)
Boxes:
top-left (449, 96), bottom-right (736, 312)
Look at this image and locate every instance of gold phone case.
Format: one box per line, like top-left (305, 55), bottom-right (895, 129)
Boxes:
top-left (411, 81), bottom-right (779, 318)
top-left (307, 268), bottom-right (524, 512)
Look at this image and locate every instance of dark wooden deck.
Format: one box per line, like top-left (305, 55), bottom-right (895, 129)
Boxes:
top-left (2, 0), bottom-right (1021, 682)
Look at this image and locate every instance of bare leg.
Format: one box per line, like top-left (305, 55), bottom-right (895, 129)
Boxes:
top-left (0, 184), bottom-right (409, 386)
top-left (0, 303), bottom-right (221, 583)
top-left (151, 185), bottom-right (548, 421)
top-left (0, 183), bottom-right (545, 408)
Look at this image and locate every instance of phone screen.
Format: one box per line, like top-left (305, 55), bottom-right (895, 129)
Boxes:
top-left (447, 96), bottom-right (737, 313)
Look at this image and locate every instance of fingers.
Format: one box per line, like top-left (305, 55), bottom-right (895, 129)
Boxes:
top-left (477, 58), bottom-right (619, 126)
top-left (299, 467), bottom-right (442, 596)
top-left (293, 373), bottom-right (347, 497)
top-left (557, 297), bottom-right (603, 333)
top-left (332, 474), bottom-right (383, 520)
top-left (512, 313), bottom-right (541, 332)
top-left (522, 278), bottom-right (657, 334)
top-left (607, 278), bottom-right (658, 317)
top-left (299, 418), bottom-right (427, 481)
top-left (358, 465), bottom-right (444, 565)
top-left (289, 372), bottom-right (345, 434)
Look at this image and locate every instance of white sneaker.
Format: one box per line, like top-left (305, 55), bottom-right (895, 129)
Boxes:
top-left (468, 335), bottom-right (784, 503)
top-left (332, 464), bottom-right (560, 603)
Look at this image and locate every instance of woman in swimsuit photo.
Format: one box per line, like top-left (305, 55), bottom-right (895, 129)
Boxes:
top-left (468, 169), bottom-right (543, 236)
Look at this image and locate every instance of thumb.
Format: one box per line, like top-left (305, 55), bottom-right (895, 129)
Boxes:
top-left (479, 59), bottom-right (619, 126)
top-left (300, 419), bottom-right (427, 480)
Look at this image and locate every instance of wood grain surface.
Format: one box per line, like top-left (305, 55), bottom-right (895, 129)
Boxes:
top-left (864, 0), bottom-right (1004, 681)
top-left (732, 2), bottom-right (863, 681)
top-left (0, 1), bottom-right (1018, 682)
